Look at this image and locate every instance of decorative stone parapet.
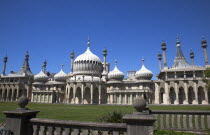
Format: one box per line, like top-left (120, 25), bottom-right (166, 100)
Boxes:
top-left (3, 95), bottom-right (40, 135)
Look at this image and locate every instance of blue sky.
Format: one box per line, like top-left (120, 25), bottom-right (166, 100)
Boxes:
top-left (0, 0), bottom-right (210, 79)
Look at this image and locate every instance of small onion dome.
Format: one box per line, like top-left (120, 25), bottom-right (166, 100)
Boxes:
top-left (54, 64), bottom-right (68, 81)
top-left (34, 70), bottom-right (48, 82)
top-left (73, 38), bottom-right (103, 76)
top-left (135, 59), bottom-right (153, 80)
top-left (108, 61), bottom-right (124, 81)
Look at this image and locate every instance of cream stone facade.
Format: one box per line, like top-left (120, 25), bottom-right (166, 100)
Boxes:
top-left (0, 37), bottom-right (209, 105)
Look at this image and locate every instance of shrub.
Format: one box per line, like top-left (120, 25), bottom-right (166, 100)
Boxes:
top-left (96, 111), bottom-right (129, 123)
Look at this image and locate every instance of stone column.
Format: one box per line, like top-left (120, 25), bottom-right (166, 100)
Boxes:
top-left (174, 82), bottom-right (179, 104)
top-left (154, 83), bottom-right (159, 104)
top-left (73, 83), bottom-right (76, 104)
top-left (99, 84), bottom-right (101, 104)
top-left (67, 85), bottom-right (70, 103)
top-left (110, 94), bottom-right (114, 104)
top-left (164, 82), bottom-right (169, 104)
top-left (125, 94), bottom-right (127, 104)
top-left (193, 81), bottom-right (198, 104)
top-left (16, 88), bottom-right (19, 100)
top-left (11, 89), bottom-right (14, 101)
top-left (31, 93), bottom-right (34, 102)
top-left (204, 87), bottom-right (209, 104)
top-left (119, 93), bottom-right (122, 104)
top-left (184, 81), bottom-right (189, 104)
top-left (81, 83), bottom-right (84, 104)
top-left (91, 83), bottom-right (93, 104)
top-left (130, 94), bottom-right (133, 104)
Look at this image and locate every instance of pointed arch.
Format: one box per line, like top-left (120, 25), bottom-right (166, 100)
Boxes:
top-left (188, 86), bottom-right (195, 104)
top-left (84, 87), bottom-right (91, 104)
top-left (169, 87), bottom-right (176, 104)
top-left (159, 88), bottom-right (164, 104)
top-left (178, 87), bottom-right (185, 104)
top-left (198, 86), bottom-right (205, 104)
top-left (93, 87), bottom-right (99, 104)
top-left (75, 87), bottom-right (82, 104)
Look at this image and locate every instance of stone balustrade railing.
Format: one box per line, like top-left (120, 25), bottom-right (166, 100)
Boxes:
top-left (30, 118), bottom-right (127, 135)
top-left (151, 110), bottom-right (210, 131)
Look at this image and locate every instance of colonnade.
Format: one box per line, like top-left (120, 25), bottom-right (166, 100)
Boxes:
top-left (32, 93), bottom-right (53, 103)
top-left (155, 82), bottom-right (209, 104)
top-left (66, 82), bottom-right (105, 104)
top-left (0, 88), bottom-right (24, 101)
top-left (107, 92), bottom-right (150, 105)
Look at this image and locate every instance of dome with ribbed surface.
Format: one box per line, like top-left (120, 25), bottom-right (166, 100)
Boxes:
top-left (108, 61), bottom-right (124, 81)
top-left (34, 70), bottom-right (48, 82)
top-left (135, 59), bottom-right (153, 80)
top-left (54, 65), bottom-right (68, 81)
top-left (73, 39), bottom-right (103, 76)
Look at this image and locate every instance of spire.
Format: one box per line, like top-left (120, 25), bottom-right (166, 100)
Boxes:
top-left (16, 51), bottom-right (33, 76)
top-left (87, 37), bottom-right (90, 48)
top-left (43, 60), bottom-right (47, 73)
top-left (175, 36), bottom-right (185, 58)
top-left (171, 37), bottom-right (191, 69)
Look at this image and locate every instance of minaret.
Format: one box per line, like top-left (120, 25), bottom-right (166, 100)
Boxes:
top-left (24, 51), bottom-right (30, 70)
top-left (158, 52), bottom-right (162, 71)
top-left (70, 50), bottom-right (75, 73)
top-left (190, 50), bottom-right (194, 65)
top-left (161, 40), bottom-right (167, 69)
top-left (201, 37), bottom-right (209, 66)
top-left (2, 55), bottom-right (8, 75)
top-left (103, 48), bottom-right (107, 72)
top-left (43, 60), bottom-right (47, 73)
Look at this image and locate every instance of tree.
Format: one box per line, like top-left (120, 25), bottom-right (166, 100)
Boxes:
top-left (203, 67), bottom-right (210, 91)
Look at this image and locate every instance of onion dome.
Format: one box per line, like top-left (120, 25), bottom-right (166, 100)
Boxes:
top-left (108, 61), bottom-right (124, 81)
top-left (73, 38), bottom-right (103, 76)
top-left (34, 67), bottom-right (48, 82)
top-left (135, 59), bottom-right (153, 80)
top-left (54, 64), bottom-right (68, 81)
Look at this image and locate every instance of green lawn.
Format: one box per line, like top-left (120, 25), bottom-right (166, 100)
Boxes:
top-left (1, 102), bottom-right (210, 123)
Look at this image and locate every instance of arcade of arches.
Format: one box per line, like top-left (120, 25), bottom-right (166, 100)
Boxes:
top-left (155, 81), bottom-right (209, 105)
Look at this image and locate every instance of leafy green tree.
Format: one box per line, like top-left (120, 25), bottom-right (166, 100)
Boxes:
top-left (203, 67), bottom-right (210, 91)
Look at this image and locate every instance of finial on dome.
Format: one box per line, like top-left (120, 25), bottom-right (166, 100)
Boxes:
top-left (41, 65), bottom-right (44, 71)
top-left (176, 35), bottom-right (181, 45)
top-left (87, 37), bottom-right (90, 47)
top-left (115, 60), bottom-right (117, 65)
top-left (61, 64), bottom-right (64, 70)
top-left (142, 58), bottom-right (145, 65)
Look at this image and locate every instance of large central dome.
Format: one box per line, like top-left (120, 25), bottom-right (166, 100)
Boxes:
top-left (73, 38), bottom-right (103, 76)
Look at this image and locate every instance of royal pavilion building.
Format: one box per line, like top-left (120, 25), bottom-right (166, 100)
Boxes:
top-left (0, 37), bottom-right (209, 105)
